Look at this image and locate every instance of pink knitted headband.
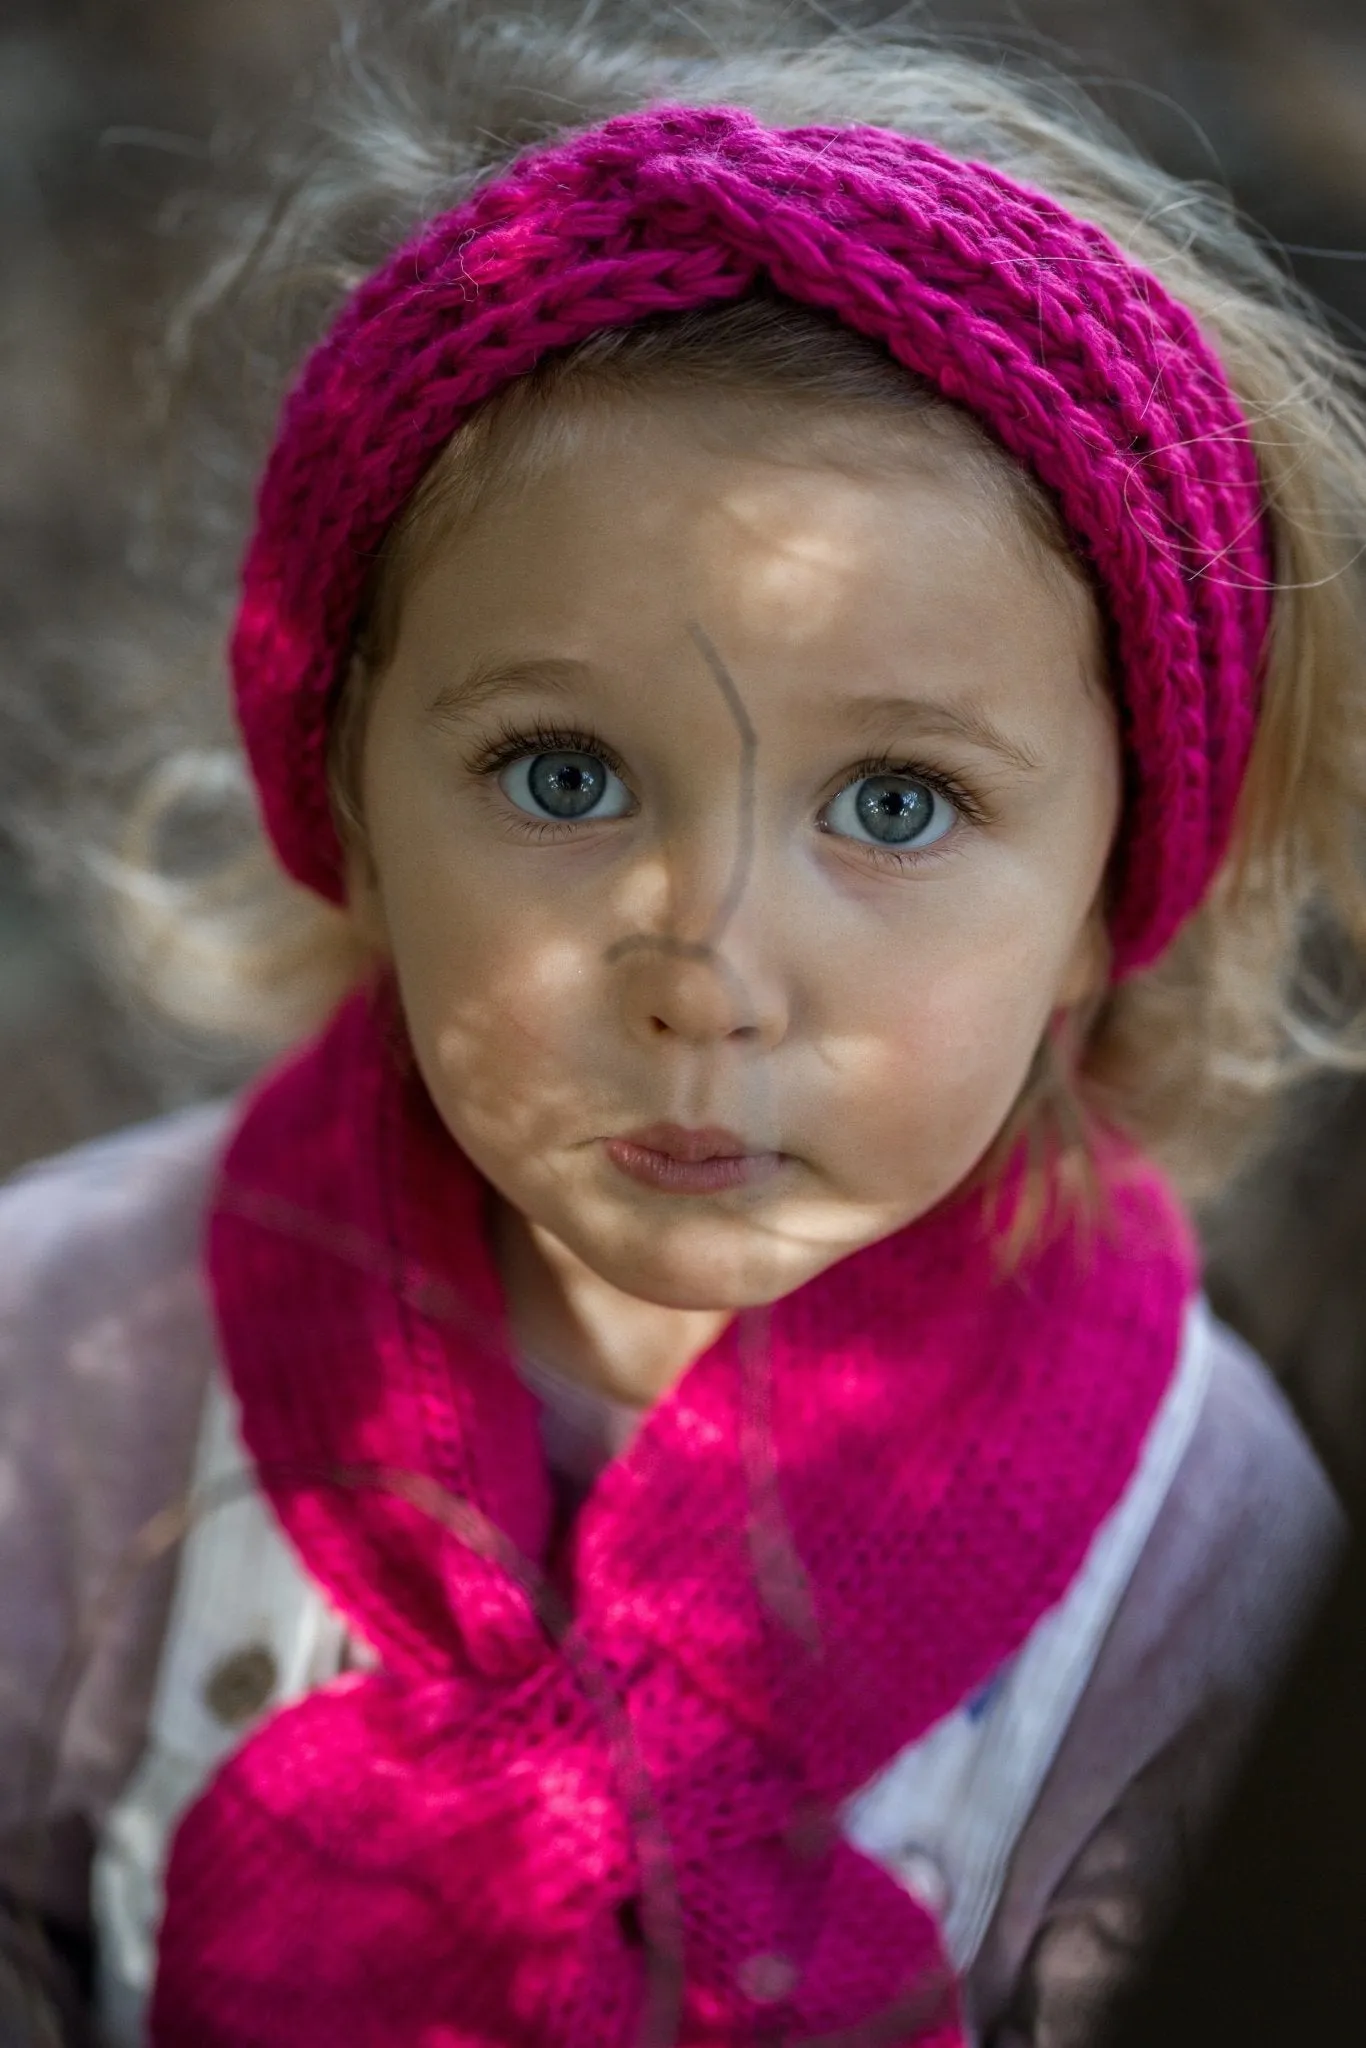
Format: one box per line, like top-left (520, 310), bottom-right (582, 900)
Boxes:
top-left (233, 104), bottom-right (1273, 974)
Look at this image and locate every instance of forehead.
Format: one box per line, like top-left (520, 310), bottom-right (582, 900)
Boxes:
top-left (391, 399), bottom-right (1102, 743)
top-left (411, 378), bottom-right (1080, 566)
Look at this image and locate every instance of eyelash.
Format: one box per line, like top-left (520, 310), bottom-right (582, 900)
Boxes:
top-left (471, 719), bottom-right (630, 784)
top-left (831, 754), bottom-right (987, 838)
top-left (469, 722), bottom-right (986, 858)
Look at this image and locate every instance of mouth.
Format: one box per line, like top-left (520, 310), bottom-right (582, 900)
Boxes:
top-left (604, 1123), bottom-right (786, 1195)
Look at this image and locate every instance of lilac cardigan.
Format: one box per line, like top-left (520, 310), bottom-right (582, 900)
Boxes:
top-left (0, 1107), bottom-right (1343, 2045)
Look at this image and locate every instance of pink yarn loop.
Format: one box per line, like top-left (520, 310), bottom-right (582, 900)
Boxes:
top-left (232, 104), bottom-right (1273, 973)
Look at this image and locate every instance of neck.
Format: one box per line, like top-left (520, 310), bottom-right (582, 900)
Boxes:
top-left (490, 1199), bottom-right (733, 1408)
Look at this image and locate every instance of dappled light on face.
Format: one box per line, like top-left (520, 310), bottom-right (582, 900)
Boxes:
top-left (430, 935), bottom-right (612, 1150)
top-left (425, 950), bottom-right (868, 1310)
top-left (699, 478), bottom-right (875, 654)
top-left (607, 848), bottom-right (674, 940)
top-left (359, 403), bottom-right (1120, 1331)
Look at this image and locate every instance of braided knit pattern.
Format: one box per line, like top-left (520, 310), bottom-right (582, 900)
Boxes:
top-left (234, 103), bottom-right (1272, 973)
top-left (152, 987), bottom-right (1197, 2044)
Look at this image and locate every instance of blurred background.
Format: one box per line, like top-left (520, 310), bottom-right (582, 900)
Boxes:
top-left (3, 0), bottom-right (1366, 1488)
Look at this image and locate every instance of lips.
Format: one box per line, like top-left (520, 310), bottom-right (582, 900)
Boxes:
top-left (603, 1123), bottom-right (785, 1195)
top-left (616, 1123), bottom-right (749, 1162)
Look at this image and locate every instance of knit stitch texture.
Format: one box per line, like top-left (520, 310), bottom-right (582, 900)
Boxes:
top-left (152, 986), bottom-right (1197, 2044)
top-left (232, 103), bottom-right (1272, 973)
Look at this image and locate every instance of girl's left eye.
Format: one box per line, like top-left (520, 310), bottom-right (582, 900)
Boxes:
top-left (498, 749), bottom-right (633, 822)
top-left (823, 771), bottom-right (957, 852)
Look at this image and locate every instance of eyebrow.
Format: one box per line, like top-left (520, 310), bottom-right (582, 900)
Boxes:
top-left (842, 693), bottom-right (1047, 777)
top-left (425, 658), bottom-right (1047, 778)
top-left (424, 657), bottom-right (591, 728)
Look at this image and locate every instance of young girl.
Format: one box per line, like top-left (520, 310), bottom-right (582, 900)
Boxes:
top-left (2, 8), bottom-right (1362, 2045)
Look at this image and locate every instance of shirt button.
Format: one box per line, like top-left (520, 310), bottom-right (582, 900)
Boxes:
top-left (737, 1952), bottom-right (797, 2004)
top-left (202, 1643), bottom-right (279, 1727)
top-left (896, 1845), bottom-right (951, 1916)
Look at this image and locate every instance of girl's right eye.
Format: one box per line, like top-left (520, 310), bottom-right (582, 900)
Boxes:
top-left (498, 749), bottom-right (633, 822)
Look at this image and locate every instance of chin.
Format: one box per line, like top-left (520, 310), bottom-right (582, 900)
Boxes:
top-left (589, 1228), bottom-right (839, 1314)
top-left (618, 1269), bottom-right (771, 1313)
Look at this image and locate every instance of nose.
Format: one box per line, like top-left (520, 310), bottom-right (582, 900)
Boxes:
top-left (617, 933), bottom-right (789, 1049)
top-left (607, 683), bottom-right (791, 1051)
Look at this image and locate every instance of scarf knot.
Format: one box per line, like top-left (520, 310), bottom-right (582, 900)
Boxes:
top-left (157, 1636), bottom-right (955, 2044)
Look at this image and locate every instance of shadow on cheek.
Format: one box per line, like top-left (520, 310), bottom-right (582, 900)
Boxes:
top-left (423, 930), bottom-right (638, 1172)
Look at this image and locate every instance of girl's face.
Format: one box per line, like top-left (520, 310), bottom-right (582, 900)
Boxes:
top-left (352, 401), bottom-right (1119, 1311)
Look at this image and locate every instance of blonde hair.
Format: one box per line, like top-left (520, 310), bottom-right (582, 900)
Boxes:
top-left (101, 2), bottom-right (1366, 1201)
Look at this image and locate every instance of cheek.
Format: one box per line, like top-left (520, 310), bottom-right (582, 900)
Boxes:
top-left (362, 729), bottom-right (553, 1077)
top-left (376, 850), bottom-right (613, 1173)
top-left (813, 904), bottom-right (1070, 1202)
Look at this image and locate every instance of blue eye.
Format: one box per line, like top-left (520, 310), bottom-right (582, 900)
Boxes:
top-left (499, 750), bottom-right (632, 822)
top-left (825, 772), bottom-right (956, 850)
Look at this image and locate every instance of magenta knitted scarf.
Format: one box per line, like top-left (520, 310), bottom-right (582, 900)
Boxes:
top-left (151, 988), bottom-right (1197, 2044)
